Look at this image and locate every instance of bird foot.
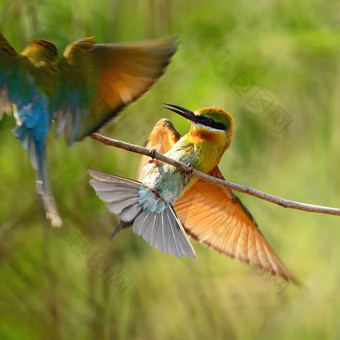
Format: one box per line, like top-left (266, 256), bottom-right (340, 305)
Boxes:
top-left (148, 148), bottom-right (157, 160)
top-left (187, 163), bottom-right (193, 174)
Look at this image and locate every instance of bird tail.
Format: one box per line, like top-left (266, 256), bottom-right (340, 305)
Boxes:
top-left (87, 168), bottom-right (196, 258)
top-left (13, 124), bottom-right (62, 227)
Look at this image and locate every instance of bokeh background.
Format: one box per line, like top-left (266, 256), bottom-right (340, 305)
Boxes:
top-left (1, 0), bottom-right (340, 339)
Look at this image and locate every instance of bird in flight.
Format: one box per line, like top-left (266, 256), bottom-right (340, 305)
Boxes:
top-left (0, 33), bottom-right (177, 226)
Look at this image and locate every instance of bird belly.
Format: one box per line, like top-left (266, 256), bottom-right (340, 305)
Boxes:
top-left (142, 147), bottom-right (196, 204)
top-left (141, 137), bottom-right (221, 204)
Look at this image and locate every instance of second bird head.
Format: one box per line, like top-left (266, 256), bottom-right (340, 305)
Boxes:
top-left (164, 103), bottom-right (234, 152)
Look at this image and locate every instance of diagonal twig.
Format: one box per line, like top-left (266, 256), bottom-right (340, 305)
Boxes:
top-left (90, 133), bottom-right (340, 217)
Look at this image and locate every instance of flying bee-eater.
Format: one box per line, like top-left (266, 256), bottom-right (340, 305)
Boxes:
top-left (0, 33), bottom-right (176, 227)
top-left (88, 104), bottom-right (299, 284)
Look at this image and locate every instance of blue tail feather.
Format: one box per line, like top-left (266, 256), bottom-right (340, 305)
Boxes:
top-left (31, 137), bottom-right (62, 227)
top-left (12, 102), bottom-right (62, 227)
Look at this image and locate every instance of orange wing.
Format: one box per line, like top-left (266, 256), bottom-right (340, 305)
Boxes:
top-left (137, 118), bottom-right (181, 181)
top-left (55, 38), bottom-right (177, 145)
top-left (174, 168), bottom-right (299, 283)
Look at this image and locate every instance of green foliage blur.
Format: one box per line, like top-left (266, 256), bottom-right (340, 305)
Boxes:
top-left (1, 0), bottom-right (340, 339)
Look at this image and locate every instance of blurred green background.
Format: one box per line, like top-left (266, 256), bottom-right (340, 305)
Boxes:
top-left (1, 0), bottom-right (340, 339)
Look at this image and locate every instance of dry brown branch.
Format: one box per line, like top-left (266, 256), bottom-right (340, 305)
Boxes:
top-left (90, 133), bottom-right (340, 217)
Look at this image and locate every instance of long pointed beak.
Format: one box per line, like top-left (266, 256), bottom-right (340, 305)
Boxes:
top-left (163, 103), bottom-right (199, 123)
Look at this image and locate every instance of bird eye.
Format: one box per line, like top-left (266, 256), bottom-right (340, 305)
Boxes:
top-left (206, 118), bottom-right (213, 125)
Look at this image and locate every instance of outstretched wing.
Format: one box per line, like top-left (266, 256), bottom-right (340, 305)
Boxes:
top-left (54, 37), bottom-right (177, 145)
top-left (0, 33), bottom-right (17, 118)
top-left (173, 167), bottom-right (299, 283)
top-left (137, 118), bottom-right (181, 181)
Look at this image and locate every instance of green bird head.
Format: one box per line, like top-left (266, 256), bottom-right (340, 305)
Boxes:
top-left (164, 103), bottom-right (234, 154)
top-left (21, 39), bottom-right (58, 66)
top-left (19, 39), bottom-right (59, 95)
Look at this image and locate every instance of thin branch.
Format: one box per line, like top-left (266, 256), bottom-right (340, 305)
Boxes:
top-left (90, 133), bottom-right (340, 217)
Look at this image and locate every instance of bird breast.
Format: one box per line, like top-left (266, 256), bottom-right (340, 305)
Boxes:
top-left (142, 144), bottom-right (196, 204)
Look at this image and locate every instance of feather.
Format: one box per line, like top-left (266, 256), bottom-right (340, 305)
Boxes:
top-left (132, 206), bottom-right (195, 258)
top-left (92, 190), bottom-right (137, 203)
top-left (120, 202), bottom-right (142, 222)
top-left (88, 169), bottom-right (141, 216)
top-left (137, 118), bottom-right (181, 181)
top-left (87, 168), bottom-right (195, 258)
top-left (32, 143), bottom-right (62, 227)
top-left (0, 33), bottom-right (17, 118)
top-left (55, 38), bottom-right (178, 145)
top-left (12, 92), bottom-right (61, 227)
top-left (107, 198), bottom-right (139, 215)
top-left (174, 167), bottom-right (299, 283)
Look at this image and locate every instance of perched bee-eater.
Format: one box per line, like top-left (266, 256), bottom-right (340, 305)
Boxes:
top-left (88, 104), bottom-right (299, 283)
top-left (0, 33), bottom-right (176, 226)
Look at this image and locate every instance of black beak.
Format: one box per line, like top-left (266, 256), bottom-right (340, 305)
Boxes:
top-left (163, 103), bottom-right (199, 123)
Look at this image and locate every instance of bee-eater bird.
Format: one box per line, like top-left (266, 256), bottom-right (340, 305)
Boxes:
top-left (0, 33), bottom-right (176, 227)
top-left (88, 104), bottom-right (299, 283)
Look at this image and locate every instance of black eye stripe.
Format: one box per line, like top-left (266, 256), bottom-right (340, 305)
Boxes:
top-left (199, 116), bottom-right (226, 130)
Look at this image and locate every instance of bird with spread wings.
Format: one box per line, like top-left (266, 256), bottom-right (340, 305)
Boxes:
top-left (136, 118), bottom-right (299, 284)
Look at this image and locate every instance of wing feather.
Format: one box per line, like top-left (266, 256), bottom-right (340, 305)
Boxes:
top-left (132, 206), bottom-right (195, 259)
top-left (137, 118), bottom-right (181, 180)
top-left (174, 167), bottom-right (299, 283)
top-left (0, 33), bottom-right (17, 118)
top-left (55, 38), bottom-right (177, 145)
